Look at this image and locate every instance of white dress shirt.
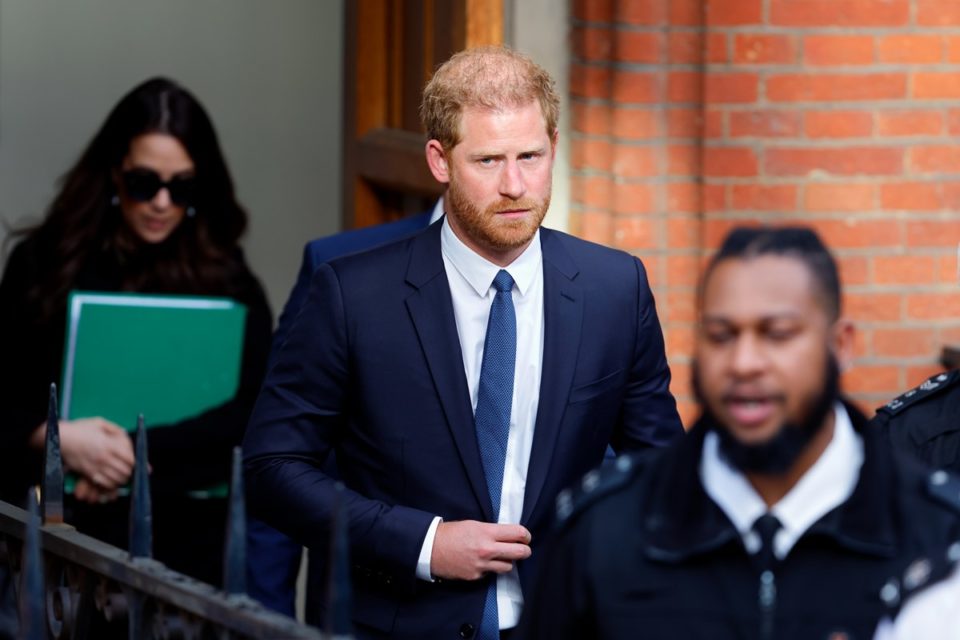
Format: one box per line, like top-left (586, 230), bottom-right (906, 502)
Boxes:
top-left (415, 218), bottom-right (544, 629)
top-left (428, 197), bottom-right (445, 224)
top-left (700, 403), bottom-right (864, 560)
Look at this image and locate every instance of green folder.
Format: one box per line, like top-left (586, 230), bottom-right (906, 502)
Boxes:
top-left (60, 291), bottom-right (248, 498)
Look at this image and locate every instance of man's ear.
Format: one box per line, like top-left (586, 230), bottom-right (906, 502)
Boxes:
top-left (425, 140), bottom-right (451, 184)
top-left (831, 317), bottom-right (856, 372)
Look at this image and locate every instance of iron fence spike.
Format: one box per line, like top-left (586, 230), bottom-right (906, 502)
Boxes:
top-left (128, 414), bottom-right (152, 559)
top-left (41, 382), bottom-right (64, 525)
top-left (223, 446), bottom-right (247, 595)
top-left (20, 489), bottom-right (45, 640)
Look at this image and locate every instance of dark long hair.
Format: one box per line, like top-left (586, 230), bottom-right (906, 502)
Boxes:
top-left (19, 77), bottom-right (249, 319)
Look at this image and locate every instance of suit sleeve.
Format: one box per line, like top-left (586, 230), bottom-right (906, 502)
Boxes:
top-left (244, 243), bottom-right (317, 616)
top-left (242, 262), bottom-right (435, 592)
top-left (609, 257), bottom-right (683, 453)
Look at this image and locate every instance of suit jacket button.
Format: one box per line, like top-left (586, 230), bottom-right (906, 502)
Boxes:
top-left (459, 623), bottom-right (475, 638)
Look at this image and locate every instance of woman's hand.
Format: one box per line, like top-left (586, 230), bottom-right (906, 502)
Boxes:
top-left (61, 418), bottom-right (136, 488)
top-left (32, 418), bottom-right (136, 490)
top-left (73, 477), bottom-right (120, 504)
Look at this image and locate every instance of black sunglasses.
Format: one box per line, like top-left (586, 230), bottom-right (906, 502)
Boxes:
top-left (120, 169), bottom-right (197, 207)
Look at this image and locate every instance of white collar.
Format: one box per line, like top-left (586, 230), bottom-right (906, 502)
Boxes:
top-left (700, 402), bottom-right (864, 559)
top-left (440, 217), bottom-right (541, 298)
top-left (429, 197), bottom-right (445, 224)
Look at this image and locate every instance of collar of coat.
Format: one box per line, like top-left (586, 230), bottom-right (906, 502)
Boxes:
top-left (642, 399), bottom-right (899, 564)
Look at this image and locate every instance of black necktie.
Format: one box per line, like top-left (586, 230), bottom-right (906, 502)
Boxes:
top-left (753, 513), bottom-right (782, 637)
top-left (753, 513), bottom-right (782, 573)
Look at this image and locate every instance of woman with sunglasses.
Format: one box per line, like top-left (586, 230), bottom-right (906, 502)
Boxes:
top-left (0, 77), bottom-right (272, 586)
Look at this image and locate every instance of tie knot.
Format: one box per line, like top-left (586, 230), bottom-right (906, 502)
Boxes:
top-left (492, 270), bottom-right (514, 293)
top-left (752, 513), bottom-right (782, 564)
top-left (753, 513), bottom-right (780, 573)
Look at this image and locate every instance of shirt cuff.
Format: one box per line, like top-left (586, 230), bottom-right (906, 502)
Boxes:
top-left (415, 516), bottom-right (443, 581)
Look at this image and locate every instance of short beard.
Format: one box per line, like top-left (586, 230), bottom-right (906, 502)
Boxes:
top-left (692, 355), bottom-right (840, 475)
top-left (446, 171), bottom-right (549, 255)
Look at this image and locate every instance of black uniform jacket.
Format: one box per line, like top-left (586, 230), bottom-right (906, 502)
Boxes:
top-left (0, 236), bottom-right (273, 585)
top-left (518, 402), bottom-right (960, 640)
top-left (872, 370), bottom-right (960, 474)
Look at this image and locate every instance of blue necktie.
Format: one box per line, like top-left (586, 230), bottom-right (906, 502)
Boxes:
top-left (474, 269), bottom-right (516, 640)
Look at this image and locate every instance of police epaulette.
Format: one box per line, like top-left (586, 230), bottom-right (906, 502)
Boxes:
top-left (554, 454), bottom-right (643, 528)
top-left (878, 461), bottom-right (960, 617)
top-left (878, 542), bottom-right (960, 614)
top-left (927, 469), bottom-right (960, 516)
top-left (876, 370), bottom-right (960, 415)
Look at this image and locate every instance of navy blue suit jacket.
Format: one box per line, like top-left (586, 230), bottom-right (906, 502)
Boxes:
top-left (246, 212), bottom-right (432, 616)
top-left (243, 221), bottom-right (681, 637)
top-left (273, 213), bottom-right (433, 353)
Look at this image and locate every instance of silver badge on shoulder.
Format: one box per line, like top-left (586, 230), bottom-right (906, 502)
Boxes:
top-left (903, 558), bottom-right (932, 591)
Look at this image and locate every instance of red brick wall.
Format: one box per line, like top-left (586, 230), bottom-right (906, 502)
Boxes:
top-left (570, 0), bottom-right (960, 425)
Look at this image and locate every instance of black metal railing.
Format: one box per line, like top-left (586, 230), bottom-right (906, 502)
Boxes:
top-left (0, 384), bottom-right (351, 639)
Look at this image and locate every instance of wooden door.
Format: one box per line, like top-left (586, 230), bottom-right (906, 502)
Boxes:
top-left (342, 0), bottom-right (504, 228)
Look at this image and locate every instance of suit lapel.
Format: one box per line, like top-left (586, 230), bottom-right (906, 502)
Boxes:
top-left (404, 223), bottom-right (493, 520)
top-left (522, 229), bottom-right (583, 523)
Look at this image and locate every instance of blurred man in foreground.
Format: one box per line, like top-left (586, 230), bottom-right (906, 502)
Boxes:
top-left (519, 227), bottom-right (960, 640)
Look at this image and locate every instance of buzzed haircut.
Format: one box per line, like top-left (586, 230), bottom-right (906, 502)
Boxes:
top-left (702, 226), bottom-right (842, 320)
top-left (420, 45), bottom-right (559, 150)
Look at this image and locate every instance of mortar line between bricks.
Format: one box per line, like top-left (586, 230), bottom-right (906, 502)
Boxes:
top-left (571, 21), bottom-right (960, 36)
top-left (574, 62), bottom-right (960, 74)
top-left (708, 101), bottom-right (960, 110)
top-left (697, 176), bottom-right (960, 185)
top-left (704, 138), bottom-right (960, 149)
top-left (572, 98), bottom-right (960, 109)
top-left (700, 210), bottom-right (960, 220)
top-left (699, 26), bottom-right (960, 35)
top-left (704, 64), bottom-right (960, 73)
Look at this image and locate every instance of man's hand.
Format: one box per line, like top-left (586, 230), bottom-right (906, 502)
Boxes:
top-left (430, 520), bottom-right (532, 581)
top-left (55, 418), bottom-right (135, 490)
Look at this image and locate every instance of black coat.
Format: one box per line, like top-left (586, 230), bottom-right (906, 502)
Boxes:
top-left (0, 235), bottom-right (273, 585)
top-left (518, 403), bottom-right (960, 640)
top-left (871, 370), bottom-right (960, 474)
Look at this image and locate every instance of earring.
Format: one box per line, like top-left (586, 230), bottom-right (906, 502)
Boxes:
top-left (186, 206), bottom-right (197, 218)
top-left (110, 194), bottom-right (120, 206)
